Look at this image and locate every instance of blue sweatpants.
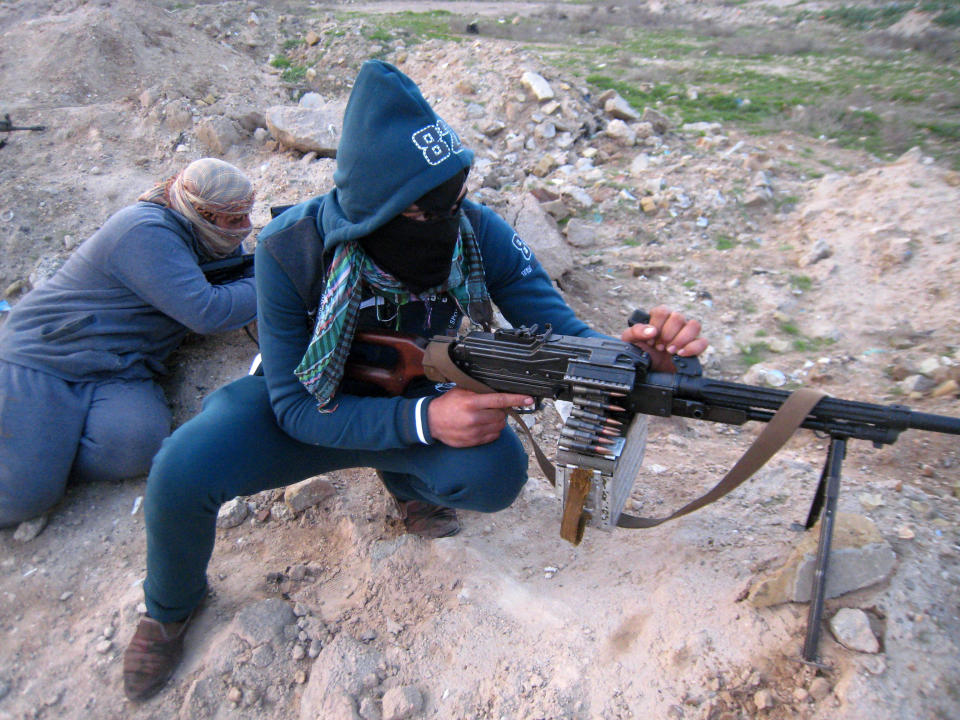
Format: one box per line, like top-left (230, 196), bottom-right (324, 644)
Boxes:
top-left (0, 361), bottom-right (172, 527)
top-left (143, 375), bottom-right (528, 622)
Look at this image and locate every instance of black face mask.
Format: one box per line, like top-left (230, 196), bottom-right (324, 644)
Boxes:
top-left (360, 168), bottom-right (468, 293)
top-left (360, 212), bottom-right (460, 293)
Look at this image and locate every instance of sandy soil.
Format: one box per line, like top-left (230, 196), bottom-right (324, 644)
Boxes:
top-left (1, 2), bottom-right (958, 719)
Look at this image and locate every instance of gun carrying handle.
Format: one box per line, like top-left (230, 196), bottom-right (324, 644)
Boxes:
top-left (348, 331), bottom-right (427, 397)
top-left (423, 340), bottom-right (557, 486)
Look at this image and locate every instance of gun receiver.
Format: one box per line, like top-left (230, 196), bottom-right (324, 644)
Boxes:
top-left (430, 326), bottom-right (959, 446)
top-left (199, 252), bottom-right (254, 284)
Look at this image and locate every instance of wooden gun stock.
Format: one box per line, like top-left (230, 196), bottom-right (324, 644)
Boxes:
top-left (346, 330), bottom-right (429, 396)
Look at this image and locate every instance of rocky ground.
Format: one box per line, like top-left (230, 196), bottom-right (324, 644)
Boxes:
top-left (1, 2), bottom-right (959, 719)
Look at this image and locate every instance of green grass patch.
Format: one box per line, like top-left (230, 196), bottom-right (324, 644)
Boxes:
top-left (270, 55), bottom-right (308, 83)
top-left (714, 234), bottom-right (736, 250)
top-left (789, 274), bottom-right (813, 292)
top-left (934, 8), bottom-right (960, 27)
top-left (740, 342), bottom-right (770, 366)
top-left (815, 4), bottom-right (915, 30)
top-left (922, 121), bottom-right (960, 141)
top-left (344, 10), bottom-right (462, 44)
top-left (549, 13), bottom-right (960, 166)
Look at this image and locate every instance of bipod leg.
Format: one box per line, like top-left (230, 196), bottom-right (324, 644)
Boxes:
top-left (801, 435), bottom-right (847, 664)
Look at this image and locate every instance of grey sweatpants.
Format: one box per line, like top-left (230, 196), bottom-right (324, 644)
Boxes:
top-left (0, 361), bottom-right (172, 527)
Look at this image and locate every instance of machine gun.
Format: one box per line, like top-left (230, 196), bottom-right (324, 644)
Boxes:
top-left (346, 321), bottom-right (959, 663)
top-left (0, 113), bottom-right (45, 148)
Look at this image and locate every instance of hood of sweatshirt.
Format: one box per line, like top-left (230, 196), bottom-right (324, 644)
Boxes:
top-left (318, 59), bottom-right (474, 250)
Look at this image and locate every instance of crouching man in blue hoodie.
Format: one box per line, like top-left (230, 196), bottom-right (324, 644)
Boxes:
top-left (121, 60), bottom-right (708, 700)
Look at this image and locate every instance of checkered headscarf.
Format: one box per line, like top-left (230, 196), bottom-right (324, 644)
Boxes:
top-left (139, 158), bottom-right (255, 258)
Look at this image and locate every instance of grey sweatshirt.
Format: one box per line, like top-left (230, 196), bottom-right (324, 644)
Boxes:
top-left (0, 202), bottom-right (257, 381)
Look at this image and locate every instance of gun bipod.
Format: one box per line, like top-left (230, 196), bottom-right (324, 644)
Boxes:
top-left (798, 434), bottom-right (847, 666)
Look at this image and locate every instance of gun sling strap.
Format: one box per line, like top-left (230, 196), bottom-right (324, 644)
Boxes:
top-left (423, 339), bottom-right (826, 543)
top-left (615, 386), bottom-right (827, 530)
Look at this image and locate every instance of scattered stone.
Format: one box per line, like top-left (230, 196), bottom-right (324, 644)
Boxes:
top-left (603, 92), bottom-right (640, 121)
top-left (829, 608), bottom-right (880, 653)
top-left (520, 71), bottom-right (554, 101)
top-left (753, 688), bottom-right (775, 711)
top-left (217, 497), bottom-right (249, 528)
top-left (917, 356), bottom-right (941, 376)
top-left (899, 374), bottom-right (935, 394)
top-left (858, 493), bottom-right (884, 511)
top-left (359, 695), bottom-right (382, 720)
top-left (382, 685), bottom-right (423, 720)
top-left (604, 118), bottom-right (636, 146)
top-left (799, 238), bottom-right (833, 267)
top-left (563, 218), bottom-right (601, 248)
top-left (305, 30), bottom-right (321, 46)
top-left (238, 111), bottom-right (266, 132)
top-left (95, 639), bottom-right (113, 654)
top-left (196, 116), bottom-right (240, 155)
top-left (532, 154), bottom-right (557, 177)
top-left (270, 502), bottom-right (293, 522)
top-left (13, 514), bottom-right (47, 542)
top-left (641, 107), bottom-right (672, 134)
top-left (284, 476), bottom-right (336, 515)
top-left (480, 119), bottom-right (506, 136)
top-left (932, 378), bottom-right (958, 398)
top-left (741, 365), bottom-right (786, 387)
top-left (808, 677), bottom-right (831, 702)
top-left (897, 525), bottom-right (915, 540)
top-left (748, 513), bottom-right (896, 606)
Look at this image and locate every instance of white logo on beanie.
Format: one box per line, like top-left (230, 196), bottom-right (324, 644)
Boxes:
top-left (411, 117), bottom-right (465, 166)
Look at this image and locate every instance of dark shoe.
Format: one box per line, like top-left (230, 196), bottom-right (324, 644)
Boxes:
top-left (122, 611), bottom-right (194, 701)
top-left (398, 500), bottom-right (461, 538)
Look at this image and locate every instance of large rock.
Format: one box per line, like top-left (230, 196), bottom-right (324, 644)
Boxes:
top-left (499, 193), bottom-right (574, 281)
top-left (265, 100), bottom-right (346, 156)
top-left (748, 513), bottom-right (896, 607)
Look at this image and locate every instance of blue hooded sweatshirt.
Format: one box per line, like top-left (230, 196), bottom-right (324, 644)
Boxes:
top-left (0, 203), bottom-right (256, 382)
top-left (255, 59), bottom-right (599, 450)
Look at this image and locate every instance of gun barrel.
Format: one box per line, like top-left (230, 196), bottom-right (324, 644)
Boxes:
top-left (644, 373), bottom-right (959, 445)
top-left (908, 409), bottom-right (960, 435)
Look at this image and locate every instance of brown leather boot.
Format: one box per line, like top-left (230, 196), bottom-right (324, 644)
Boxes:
top-left (398, 499), bottom-right (461, 538)
top-left (122, 611), bottom-right (194, 701)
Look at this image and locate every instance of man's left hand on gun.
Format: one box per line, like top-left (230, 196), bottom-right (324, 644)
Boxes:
top-left (620, 305), bottom-right (708, 372)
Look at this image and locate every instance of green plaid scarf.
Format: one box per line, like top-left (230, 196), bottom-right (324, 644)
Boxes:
top-left (295, 213), bottom-right (491, 410)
